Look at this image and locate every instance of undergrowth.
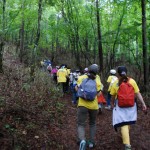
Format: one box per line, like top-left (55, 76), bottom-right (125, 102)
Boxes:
top-left (0, 66), bottom-right (66, 149)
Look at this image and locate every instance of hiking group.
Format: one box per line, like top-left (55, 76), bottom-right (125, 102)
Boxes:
top-left (40, 61), bottom-right (147, 150)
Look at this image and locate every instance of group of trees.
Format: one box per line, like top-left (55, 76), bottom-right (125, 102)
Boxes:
top-left (0, 0), bottom-right (149, 89)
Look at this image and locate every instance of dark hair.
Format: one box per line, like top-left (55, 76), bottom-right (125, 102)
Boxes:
top-left (118, 75), bottom-right (128, 86)
top-left (87, 72), bottom-right (96, 80)
top-left (117, 66), bottom-right (128, 86)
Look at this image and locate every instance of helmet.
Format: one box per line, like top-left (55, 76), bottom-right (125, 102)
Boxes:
top-left (88, 64), bottom-right (99, 75)
top-left (110, 69), bottom-right (116, 75)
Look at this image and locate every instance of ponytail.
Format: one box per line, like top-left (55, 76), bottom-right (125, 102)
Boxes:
top-left (118, 75), bottom-right (128, 86)
top-left (87, 72), bottom-right (96, 80)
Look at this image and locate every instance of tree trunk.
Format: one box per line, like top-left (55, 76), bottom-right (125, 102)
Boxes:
top-left (19, 1), bottom-right (25, 63)
top-left (111, 3), bottom-right (125, 68)
top-left (19, 20), bottom-right (25, 63)
top-left (141, 0), bottom-right (149, 91)
top-left (0, 0), bottom-right (6, 73)
top-left (135, 33), bottom-right (139, 58)
top-left (51, 39), bottom-right (55, 63)
top-left (0, 42), bottom-right (4, 73)
top-left (30, 0), bottom-right (43, 80)
top-left (96, 0), bottom-right (103, 72)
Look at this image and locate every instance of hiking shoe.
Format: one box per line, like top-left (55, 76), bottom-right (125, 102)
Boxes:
top-left (125, 144), bottom-right (131, 150)
top-left (72, 101), bottom-right (76, 104)
top-left (88, 141), bottom-right (95, 149)
top-left (105, 106), bottom-right (111, 110)
top-left (98, 108), bottom-right (102, 114)
top-left (79, 140), bottom-right (86, 150)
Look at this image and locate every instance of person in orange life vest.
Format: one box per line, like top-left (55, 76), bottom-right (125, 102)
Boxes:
top-left (57, 65), bottom-right (68, 93)
top-left (105, 69), bottom-right (118, 110)
top-left (76, 64), bottom-right (102, 149)
top-left (110, 66), bottom-right (147, 150)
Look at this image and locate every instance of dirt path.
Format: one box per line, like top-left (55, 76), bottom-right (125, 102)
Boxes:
top-left (1, 46), bottom-right (149, 150)
top-left (60, 94), bottom-right (150, 150)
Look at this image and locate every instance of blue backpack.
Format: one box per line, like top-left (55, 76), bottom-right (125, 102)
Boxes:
top-left (77, 78), bottom-right (97, 101)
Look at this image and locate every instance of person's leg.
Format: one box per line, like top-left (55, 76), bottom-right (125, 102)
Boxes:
top-left (66, 78), bottom-right (69, 92)
top-left (62, 82), bottom-right (66, 93)
top-left (98, 103), bottom-right (103, 114)
top-left (121, 125), bottom-right (131, 148)
top-left (72, 88), bottom-right (78, 104)
top-left (77, 107), bottom-right (88, 141)
top-left (53, 74), bottom-right (57, 84)
top-left (88, 109), bottom-right (98, 144)
top-left (107, 92), bottom-right (111, 106)
top-left (58, 83), bottom-right (64, 95)
top-left (105, 92), bottom-right (111, 109)
top-left (64, 82), bottom-right (67, 92)
top-left (70, 83), bottom-right (73, 92)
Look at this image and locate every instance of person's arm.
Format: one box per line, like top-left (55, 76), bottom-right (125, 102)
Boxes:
top-left (136, 92), bottom-right (147, 111)
top-left (110, 81), bottom-right (118, 108)
top-left (97, 90), bottom-right (102, 96)
top-left (75, 85), bottom-right (78, 91)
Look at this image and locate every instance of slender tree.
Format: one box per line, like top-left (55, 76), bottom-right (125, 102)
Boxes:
top-left (96, 0), bottom-right (103, 72)
top-left (141, 0), bottom-right (148, 90)
top-left (30, 0), bottom-right (43, 80)
top-left (0, 0), bottom-right (6, 73)
top-left (19, 0), bottom-right (25, 63)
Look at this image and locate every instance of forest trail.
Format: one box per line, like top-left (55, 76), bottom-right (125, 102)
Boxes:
top-left (59, 94), bottom-right (150, 150)
top-left (0, 48), bottom-right (149, 150)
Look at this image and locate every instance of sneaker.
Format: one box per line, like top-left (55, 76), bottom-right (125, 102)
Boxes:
top-left (105, 105), bottom-right (111, 110)
top-left (72, 101), bottom-right (76, 104)
top-left (98, 104), bottom-right (102, 108)
top-left (88, 141), bottom-right (95, 149)
top-left (79, 140), bottom-right (86, 150)
top-left (98, 108), bottom-right (102, 114)
top-left (125, 144), bottom-right (131, 150)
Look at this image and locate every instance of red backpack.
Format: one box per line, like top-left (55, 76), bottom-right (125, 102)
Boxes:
top-left (117, 78), bottom-right (135, 107)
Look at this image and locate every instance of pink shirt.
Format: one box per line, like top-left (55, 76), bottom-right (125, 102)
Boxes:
top-left (51, 68), bottom-right (58, 74)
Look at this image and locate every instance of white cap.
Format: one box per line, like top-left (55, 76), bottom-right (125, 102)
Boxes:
top-left (110, 69), bottom-right (116, 75)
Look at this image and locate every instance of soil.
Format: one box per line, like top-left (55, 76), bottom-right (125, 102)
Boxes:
top-left (58, 94), bottom-right (150, 150)
top-left (0, 91), bottom-right (149, 150)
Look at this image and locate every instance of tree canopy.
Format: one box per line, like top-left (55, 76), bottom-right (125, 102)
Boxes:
top-left (0, 0), bottom-right (150, 88)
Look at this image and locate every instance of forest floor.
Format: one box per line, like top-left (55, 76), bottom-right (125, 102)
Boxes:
top-left (56, 94), bottom-right (150, 150)
top-left (0, 48), bottom-right (149, 150)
